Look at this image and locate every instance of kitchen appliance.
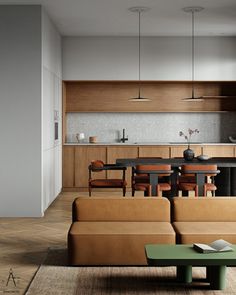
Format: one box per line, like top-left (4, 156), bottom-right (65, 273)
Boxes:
top-left (54, 110), bottom-right (59, 143)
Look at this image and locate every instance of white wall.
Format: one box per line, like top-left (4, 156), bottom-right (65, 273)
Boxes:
top-left (0, 6), bottom-right (62, 217)
top-left (42, 9), bottom-right (62, 212)
top-left (0, 6), bottom-right (42, 216)
top-left (62, 36), bottom-right (236, 80)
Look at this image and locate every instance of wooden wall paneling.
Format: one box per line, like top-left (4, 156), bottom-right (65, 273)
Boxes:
top-left (65, 81), bottom-right (236, 113)
top-left (107, 146), bottom-right (138, 187)
top-left (74, 146), bottom-right (107, 188)
top-left (62, 146), bottom-right (75, 187)
top-left (138, 146), bottom-right (170, 158)
top-left (202, 145), bottom-right (235, 157)
top-left (170, 145), bottom-right (202, 158)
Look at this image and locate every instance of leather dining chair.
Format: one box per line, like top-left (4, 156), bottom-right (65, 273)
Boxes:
top-left (88, 160), bottom-right (127, 196)
top-left (178, 164), bottom-right (219, 197)
top-left (131, 157), bottom-right (162, 196)
top-left (132, 164), bottom-right (172, 197)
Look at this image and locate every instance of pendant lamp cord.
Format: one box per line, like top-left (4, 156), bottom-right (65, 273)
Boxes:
top-left (138, 10), bottom-right (141, 98)
top-left (192, 10), bottom-right (195, 98)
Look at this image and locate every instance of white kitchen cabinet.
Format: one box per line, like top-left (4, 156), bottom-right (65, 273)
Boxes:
top-left (43, 67), bottom-right (54, 150)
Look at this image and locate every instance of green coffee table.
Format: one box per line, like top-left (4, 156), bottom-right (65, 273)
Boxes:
top-left (145, 244), bottom-right (236, 290)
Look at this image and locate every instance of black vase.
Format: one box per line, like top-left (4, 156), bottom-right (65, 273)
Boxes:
top-left (183, 148), bottom-right (195, 161)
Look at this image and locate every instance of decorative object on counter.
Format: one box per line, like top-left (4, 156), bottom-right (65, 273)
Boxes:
top-left (179, 128), bottom-right (200, 161)
top-left (197, 154), bottom-right (210, 161)
top-left (229, 136), bottom-right (236, 143)
top-left (128, 7), bottom-right (151, 102)
top-left (182, 7), bottom-right (204, 102)
top-left (76, 133), bottom-right (85, 143)
top-left (89, 136), bottom-right (97, 143)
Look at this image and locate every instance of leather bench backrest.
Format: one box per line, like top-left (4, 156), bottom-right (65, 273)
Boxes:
top-left (73, 197), bottom-right (170, 222)
top-left (172, 197), bottom-right (236, 222)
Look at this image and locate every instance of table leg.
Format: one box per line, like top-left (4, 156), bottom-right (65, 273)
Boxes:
top-left (196, 173), bottom-right (205, 196)
top-left (209, 265), bottom-right (227, 290)
top-left (206, 266), bottom-right (212, 282)
top-left (171, 167), bottom-right (179, 197)
top-left (176, 265), bottom-right (192, 283)
top-left (150, 174), bottom-right (158, 196)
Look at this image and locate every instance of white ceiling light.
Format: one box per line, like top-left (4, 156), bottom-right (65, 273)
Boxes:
top-left (128, 7), bottom-right (151, 102)
top-left (182, 7), bottom-right (204, 102)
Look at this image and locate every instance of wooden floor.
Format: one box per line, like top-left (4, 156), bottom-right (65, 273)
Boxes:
top-left (0, 192), bottom-right (80, 294)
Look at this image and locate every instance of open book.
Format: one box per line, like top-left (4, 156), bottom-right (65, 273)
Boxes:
top-left (193, 239), bottom-right (233, 253)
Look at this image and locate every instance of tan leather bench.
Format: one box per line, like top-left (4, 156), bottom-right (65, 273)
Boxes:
top-left (68, 197), bottom-right (175, 265)
top-left (172, 197), bottom-right (236, 244)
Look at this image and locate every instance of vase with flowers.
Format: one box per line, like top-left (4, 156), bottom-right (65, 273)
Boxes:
top-left (179, 128), bottom-right (200, 161)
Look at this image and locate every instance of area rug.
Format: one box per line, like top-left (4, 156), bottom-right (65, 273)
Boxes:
top-left (26, 248), bottom-right (236, 295)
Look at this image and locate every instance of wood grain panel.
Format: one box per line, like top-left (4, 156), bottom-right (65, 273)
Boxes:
top-left (139, 146), bottom-right (170, 158)
top-left (75, 146), bottom-right (107, 188)
top-left (62, 146), bottom-right (75, 187)
top-left (202, 145), bottom-right (235, 157)
top-left (65, 81), bottom-right (236, 112)
top-left (107, 146), bottom-right (138, 187)
top-left (170, 145), bottom-right (202, 158)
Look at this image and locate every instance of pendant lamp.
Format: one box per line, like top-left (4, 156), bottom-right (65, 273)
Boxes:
top-left (182, 7), bottom-right (204, 102)
top-left (128, 7), bottom-right (151, 102)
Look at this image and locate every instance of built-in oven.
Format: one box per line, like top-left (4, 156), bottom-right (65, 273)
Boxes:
top-left (54, 110), bottom-right (59, 143)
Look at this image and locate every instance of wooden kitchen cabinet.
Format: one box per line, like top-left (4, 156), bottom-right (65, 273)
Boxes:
top-left (170, 145), bottom-right (202, 158)
top-left (75, 146), bottom-right (107, 188)
top-left (62, 146), bottom-right (75, 188)
top-left (139, 146), bottom-right (170, 158)
top-left (202, 145), bottom-right (235, 157)
top-left (107, 146), bottom-right (138, 187)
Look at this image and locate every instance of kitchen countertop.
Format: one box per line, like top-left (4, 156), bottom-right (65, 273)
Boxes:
top-left (64, 142), bottom-right (236, 146)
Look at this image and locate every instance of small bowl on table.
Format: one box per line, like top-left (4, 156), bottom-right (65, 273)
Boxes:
top-left (197, 155), bottom-right (210, 161)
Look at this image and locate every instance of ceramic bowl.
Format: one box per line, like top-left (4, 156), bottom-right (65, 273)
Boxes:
top-left (197, 155), bottom-right (210, 161)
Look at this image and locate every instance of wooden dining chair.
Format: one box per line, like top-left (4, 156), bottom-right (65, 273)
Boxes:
top-left (133, 164), bottom-right (172, 197)
top-left (178, 164), bottom-right (218, 197)
top-left (88, 160), bottom-right (127, 196)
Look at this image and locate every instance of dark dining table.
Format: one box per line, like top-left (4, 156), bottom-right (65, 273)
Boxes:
top-left (116, 157), bottom-right (236, 197)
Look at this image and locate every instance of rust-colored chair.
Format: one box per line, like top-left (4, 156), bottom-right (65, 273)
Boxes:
top-left (88, 160), bottom-right (127, 196)
top-left (133, 164), bottom-right (172, 196)
top-left (178, 164), bottom-right (219, 197)
top-left (131, 157), bottom-right (162, 196)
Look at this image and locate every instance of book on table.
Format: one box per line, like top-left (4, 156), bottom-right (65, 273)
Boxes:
top-left (193, 239), bottom-right (233, 253)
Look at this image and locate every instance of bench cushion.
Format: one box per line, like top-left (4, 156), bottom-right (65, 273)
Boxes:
top-left (68, 221), bottom-right (175, 265)
top-left (173, 221), bottom-right (236, 244)
top-left (172, 197), bottom-right (236, 222)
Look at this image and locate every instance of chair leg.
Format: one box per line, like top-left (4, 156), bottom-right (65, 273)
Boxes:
top-left (157, 185), bottom-right (160, 197)
top-left (195, 186), bottom-right (198, 197)
top-left (132, 188), bottom-right (135, 197)
top-left (147, 185), bottom-right (151, 197)
top-left (204, 185), bottom-right (207, 197)
top-left (89, 185), bottom-right (92, 197)
top-left (123, 186), bottom-right (126, 197)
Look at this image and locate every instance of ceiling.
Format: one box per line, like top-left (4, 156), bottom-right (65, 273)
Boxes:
top-left (1, 0), bottom-right (236, 36)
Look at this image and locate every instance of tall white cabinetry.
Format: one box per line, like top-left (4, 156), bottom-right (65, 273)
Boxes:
top-left (42, 10), bottom-right (62, 212)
